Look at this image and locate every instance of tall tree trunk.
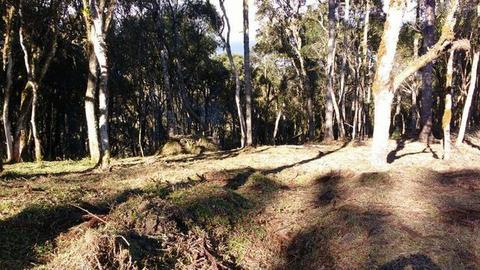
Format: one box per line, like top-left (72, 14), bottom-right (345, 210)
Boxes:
top-left (30, 83), bottom-right (42, 162)
top-left (243, 0), bottom-right (253, 146)
top-left (161, 48), bottom-right (176, 138)
top-left (84, 46), bottom-right (101, 163)
top-left (370, 0), bottom-right (460, 165)
top-left (324, 0), bottom-right (336, 141)
top-left (219, 0), bottom-right (247, 148)
top-left (13, 83), bottom-right (33, 162)
top-left (3, 51), bottom-right (14, 162)
top-left (456, 51), bottom-right (480, 145)
top-left (442, 50), bottom-right (454, 159)
top-left (89, 0), bottom-right (113, 167)
top-left (2, 5), bottom-right (15, 163)
top-left (419, 0), bottom-right (436, 143)
top-left (410, 34), bottom-right (421, 133)
top-left (273, 102), bottom-right (283, 144)
top-left (370, 0), bottom-right (405, 165)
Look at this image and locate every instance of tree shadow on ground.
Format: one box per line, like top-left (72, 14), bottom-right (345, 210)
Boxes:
top-left (387, 139), bottom-right (439, 163)
top-left (276, 168), bottom-right (480, 269)
top-left (1, 166), bottom-right (97, 181)
top-left (161, 149), bottom-right (244, 164)
top-left (263, 142), bottom-right (349, 175)
top-left (0, 189), bottom-right (142, 269)
top-left (464, 138), bottom-right (480, 151)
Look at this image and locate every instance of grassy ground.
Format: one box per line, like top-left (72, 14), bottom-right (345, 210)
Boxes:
top-left (1, 140), bottom-right (480, 269)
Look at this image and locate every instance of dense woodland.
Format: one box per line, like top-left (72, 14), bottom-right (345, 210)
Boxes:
top-left (0, 0), bottom-right (479, 168)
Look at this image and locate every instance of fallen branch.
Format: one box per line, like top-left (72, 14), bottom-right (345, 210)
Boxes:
top-left (69, 204), bottom-right (107, 224)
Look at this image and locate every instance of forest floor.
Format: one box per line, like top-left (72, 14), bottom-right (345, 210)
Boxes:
top-left (1, 139), bottom-right (480, 269)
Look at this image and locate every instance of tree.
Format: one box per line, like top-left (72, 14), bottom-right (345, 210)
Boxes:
top-left (2, 4), bottom-right (15, 162)
top-left (456, 51), bottom-right (480, 145)
top-left (81, 1), bottom-right (101, 163)
top-left (218, 0), bottom-right (247, 148)
top-left (442, 49), bottom-right (455, 160)
top-left (15, 0), bottom-right (60, 162)
top-left (83, 0), bottom-right (117, 168)
top-left (370, 0), bottom-right (463, 165)
top-left (324, 0), bottom-right (337, 141)
top-left (418, 0), bottom-right (436, 143)
top-left (243, 0), bottom-right (253, 146)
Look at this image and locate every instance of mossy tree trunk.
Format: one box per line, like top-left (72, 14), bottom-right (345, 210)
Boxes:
top-left (371, 0), bottom-right (461, 166)
top-left (370, 0), bottom-right (405, 166)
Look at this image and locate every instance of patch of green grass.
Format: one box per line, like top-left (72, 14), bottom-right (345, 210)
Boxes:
top-left (243, 173), bottom-right (282, 192)
top-left (227, 234), bottom-right (252, 261)
top-left (169, 184), bottom-right (252, 232)
top-left (2, 158), bottom-right (95, 178)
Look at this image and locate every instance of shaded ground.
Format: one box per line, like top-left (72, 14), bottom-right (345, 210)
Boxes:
top-left (1, 140), bottom-right (480, 269)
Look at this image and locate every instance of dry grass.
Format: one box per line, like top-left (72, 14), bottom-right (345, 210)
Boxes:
top-left (1, 140), bottom-right (480, 269)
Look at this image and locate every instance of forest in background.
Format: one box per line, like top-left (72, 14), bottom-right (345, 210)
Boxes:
top-left (0, 0), bottom-right (479, 168)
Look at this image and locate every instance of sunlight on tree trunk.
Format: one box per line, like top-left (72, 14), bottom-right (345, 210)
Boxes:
top-left (88, 0), bottom-right (116, 168)
top-left (2, 5), bottom-right (15, 162)
top-left (85, 48), bottom-right (101, 163)
top-left (456, 51), bottom-right (480, 145)
top-left (442, 50), bottom-right (454, 160)
top-left (370, 0), bottom-right (405, 166)
top-left (3, 51), bottom-right (14, 162)
top-left (325, 0), bottom-right (336, 141)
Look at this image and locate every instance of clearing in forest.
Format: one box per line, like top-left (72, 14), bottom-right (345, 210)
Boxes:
top-left (1, 140), bottom-right (480, 269)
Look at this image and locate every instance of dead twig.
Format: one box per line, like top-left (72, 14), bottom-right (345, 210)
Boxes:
top-left (69, 203), bottom-right (107, 224)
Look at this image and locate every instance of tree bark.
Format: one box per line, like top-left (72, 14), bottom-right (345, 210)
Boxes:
top-left (30, 83), bottom-right (42, 162)
top-left (2, 5), bottom-right (15, 163)
top-left (456, 51), bottom-right (480, 145)
top-left (243, 0), bottom-right (253, 146)
top-left (89, 0), bottom-right (115, 168)
top-left (161, 48), bottom-right (176, 138)
top-left (3, 48), bottom-right (14, 162)
top-left (442, 50), bottom-right (454, 159)
top-left (370, 0), bottom-right (405, 165)
top-left (371, 0), bottom-right (460, 165)
top-left (85, 46), bottom-right (101, 163)
top-left (13, 83), bottom-right (33, 162)
top-left (419, 0), bottom-right (436, 143)
top-left (273, 102), bottom-right (283, 144)
top-left (325, 0), bottom-right (336, 141)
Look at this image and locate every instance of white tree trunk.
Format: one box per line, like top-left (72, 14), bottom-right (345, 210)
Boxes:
top-left (456, 51), bottom-right (480, 145)
top-left (273, 104), bottom-right (283, 144)
top-left (90, 2), bottom-right (111, 167)
top-left (3, 52), bottom-right (14, 162)
top-left (370, 0), bottom-right (405, 166)
top-left (325, 0), bottom-right (336, 141)
top-left (442, 50), bottom-right (454, 160)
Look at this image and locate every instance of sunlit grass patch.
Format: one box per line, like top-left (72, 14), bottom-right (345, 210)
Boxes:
top-left (2, 158), bottom-right (95, 179)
